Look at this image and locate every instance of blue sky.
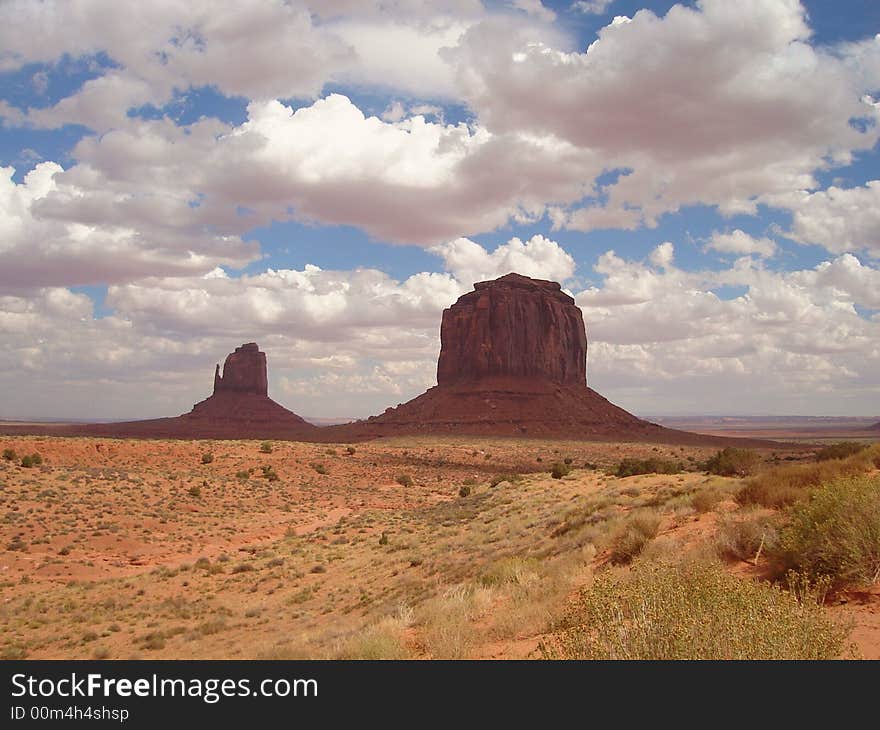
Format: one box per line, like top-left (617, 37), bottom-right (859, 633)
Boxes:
top-left (1, 0), bottom-right (879, 420)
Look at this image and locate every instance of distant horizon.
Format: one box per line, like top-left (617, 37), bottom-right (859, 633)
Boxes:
top-left (3, 413), bottom-right (877, 426)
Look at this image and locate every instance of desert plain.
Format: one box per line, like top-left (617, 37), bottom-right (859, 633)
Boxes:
top-left (2, 432), bottom-right (878, 661)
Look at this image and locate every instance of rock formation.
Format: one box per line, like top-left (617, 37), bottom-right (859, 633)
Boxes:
top-left (323, 272), bottom-right (728, 444)
top-left (28, 343), bottom-right (315, 440)
top-left (213, 343), bottom-right (268, 396)
top-left (437, 274), bottom-right (586, 387)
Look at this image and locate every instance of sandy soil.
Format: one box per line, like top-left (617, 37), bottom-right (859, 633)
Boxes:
top-left (0, 434), bottom-right (875, 660)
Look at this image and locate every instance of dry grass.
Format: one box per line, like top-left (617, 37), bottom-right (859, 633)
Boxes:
top-left (542, 559), bottom-right (850, 660)
top-left (737, 444), bottom-right (880, 508)
top-left (714, 508), bottom-right (779, 563)
top-left (608, 511), bottom-right (661, 565)
top-left (771, 476), bottom-right (880, 587)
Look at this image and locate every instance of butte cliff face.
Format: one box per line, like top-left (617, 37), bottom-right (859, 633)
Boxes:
top-left (40, 343), bottom-right (315, 440)
top-left (437, 274), bottom-right (587, 388)
top-left (213, 343), bottom-right (269, 396)
top-left (323, 272), bottom-right (707, 442)
top-left (172, 342), bottom-right (313, 435)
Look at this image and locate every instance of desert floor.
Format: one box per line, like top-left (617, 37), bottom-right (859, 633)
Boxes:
top-left (1, 435), bottom-right (877, 660)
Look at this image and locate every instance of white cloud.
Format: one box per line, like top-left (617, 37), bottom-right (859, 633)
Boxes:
top-left (573, 1), bottom-right (614, 15)
top-left (0, 161), bottom-right (259, 290)
top-left (575, 243), bottom-right (880, 414)
top-left (447, 0), bottom-right (880, 230)
top-left (430, 234), bottom-right (575, 287)
top-left (772, 181), bottom-right (880, 257)
top-left (707, 229), bottom-right (777, 258)
top-left (0, 1), bottom-right (540, 131)
top-left (20, 94), bottom-right (599, 254)
top-left (510, 0), bottom-right (556, 23)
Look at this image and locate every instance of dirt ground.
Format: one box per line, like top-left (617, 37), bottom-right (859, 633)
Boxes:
top-left (0, 435), bottom-right (875, 660)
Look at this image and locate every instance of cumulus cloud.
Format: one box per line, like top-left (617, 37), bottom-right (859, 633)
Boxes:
top-left (706, 229), bottom-right (777, 258)
top-left (19, 94), bottom-right (599, 254)
top-left (772, 181), bottom-right (880, 257)
top-left (447, 0), bottom-right (880, 231)
top-left (430, 234), bottom-right (575, 287)
top-left (0, 0), bottom-right (548, 130)
top-left (575, 243), bottom-right (880, 414)
top-left (0, 161), bottom-right (259, 290)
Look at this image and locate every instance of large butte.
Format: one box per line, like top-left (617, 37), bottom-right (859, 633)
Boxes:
top-left (324, 272), bottom-right (735, 444)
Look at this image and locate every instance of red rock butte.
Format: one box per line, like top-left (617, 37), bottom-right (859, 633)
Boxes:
top-left (26, 343), bottom-right (315, 440)
top-left (323, 273), bottom-right (741, 445)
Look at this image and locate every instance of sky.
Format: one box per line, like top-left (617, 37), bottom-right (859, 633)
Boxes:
top-left (1, 0), bottom-right (879, 421)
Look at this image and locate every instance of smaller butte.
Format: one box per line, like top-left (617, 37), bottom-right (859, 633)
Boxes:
top-left (36, 343), bottom-right (315, 440)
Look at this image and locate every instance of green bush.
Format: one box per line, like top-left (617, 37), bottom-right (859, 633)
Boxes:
top-left (772, 476), bottom-right (880, 587)
top-left (542, 560), bottom-right (848, 659)
top-left (260, 441), bottom-right (273, 454)
top-left (614, 458), bottom-right (681, 478)
top-left (188, 485), bottom-right (202, 497)
top-left (395, 474), bottom-right (413, 487)
top-left (201, 452), bottom-right (214, 464)
top-left (815, 442), bottom-right (867, 462)
top-left (704, 448), bottom-right (760, 477)
top-left (609, 511), bottom-right (661, 565)
top-left (458, 485), bottom-right (471, 498)
top-left (550, 462), bottom-right (571, 479)
top-left (311, 462), bottom-right (328, 475)
top-left (2, 448), bottom-right (16, 461)
top-left (738, 446), bottom-right (879, 508)
top-left (20, 453), bottom-right (41, 468)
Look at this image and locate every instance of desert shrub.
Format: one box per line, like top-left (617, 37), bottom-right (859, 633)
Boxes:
top-left (815, 442), bottom-right (867, 462)
top-left (311, 462), bottom-right (328, 475)
top-left (260, 441), bottom-right (273, 453)
top-left (489, 473), bottom-right (519, 487)
top-left (20, 453), bottom-right (42, 468)
top-left (395, 474), bottom-right (413, 487)
top-left (690, 488), bottom-right (724, 513)
top-left (714, 510), bottom-right (779, 562)
top-left (335, 617), bottom-right (410, 660)
top-left (232, 563), bottom-right (256, 574)
top-left (235, 470), bottom-right (249, 480)
top-left (2, 448), bottom-right (16, 461)
top-left (738, 446), bottom-right (879, 508)
top-left (542, 560), bottom-right (848, 660)
top-left (609, 511), bottom-right (661, 564)
top-left (704, 448), bottom-right (760, 477)
top-left (187, 485), bottom-right (201, 497)
top-left (614, 458), bottom-right (681, 478)
top-left (201, 452), bottom-right (213, 464)
top-left (458, 485), bottom-right (471, 498)
top-left (550, 462), bottom-right (571, 479)
top-left (771, 476), bottom-right (880, 587)
top-left (261, 466), bottom-right (280, 481)
top-left (6, 537), bottom-right (26, 552)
